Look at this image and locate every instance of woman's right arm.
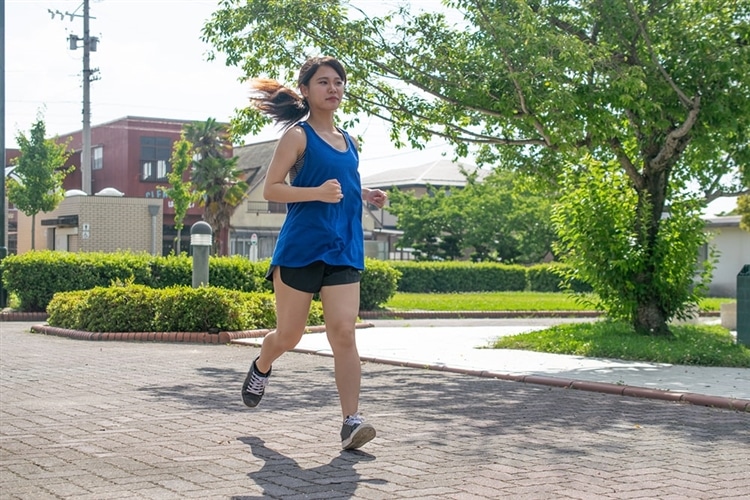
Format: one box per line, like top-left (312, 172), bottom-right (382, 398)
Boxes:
top-left (263, 127), bottom-right (344, 204)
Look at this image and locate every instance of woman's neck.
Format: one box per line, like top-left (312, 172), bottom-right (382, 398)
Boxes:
top-left (306, 113), bottom-right (336, 133)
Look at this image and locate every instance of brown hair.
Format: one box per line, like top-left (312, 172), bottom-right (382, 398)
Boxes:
top-left (248, 56), bottom-right (347, 130)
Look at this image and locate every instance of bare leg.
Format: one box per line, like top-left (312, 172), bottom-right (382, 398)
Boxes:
top-left (255, 267), bottom-right (313, 373)
top-left (319, 282), bottom-right (361, 418)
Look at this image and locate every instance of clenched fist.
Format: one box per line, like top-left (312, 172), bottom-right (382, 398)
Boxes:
top-left (319, 179), bottom-right (344, 203)
top-left (364, 188), bottom-right (387, 209)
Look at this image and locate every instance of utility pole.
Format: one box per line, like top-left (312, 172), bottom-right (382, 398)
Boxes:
top-left (53, 1), bottom-right (99, 194)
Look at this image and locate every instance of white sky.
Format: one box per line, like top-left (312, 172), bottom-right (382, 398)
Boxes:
top-left (3, 0), bottom-right (738, 214)
top-left (3, 0), bottom-right (453, 178)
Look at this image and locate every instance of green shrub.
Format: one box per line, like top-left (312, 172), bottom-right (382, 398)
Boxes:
top-left (209, 256), bottom-right (265, 292)
top-left (46, 284), bottom-right (325, 333)
top-left (1, 251), bottom-right (152, 312)
top-left (153, 287), bottom-right (250, 332)
top-left (46, 290), bottom-right (88, 329)
top-left (360, 258), bottom-right (401, 310)
top-left (2, 251), bottom-right (275, 312)
top-left (390, 261), bottom-right (526, 293)
top-left (149, 255), bottom-right (192, 288)
top-left (79, 285), bottom-right (159, 332)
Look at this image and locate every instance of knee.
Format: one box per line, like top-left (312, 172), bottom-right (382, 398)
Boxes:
top-left (268, 329), bottom-right (304, 352)
top-left (326, 326), bottom-right (356, 351)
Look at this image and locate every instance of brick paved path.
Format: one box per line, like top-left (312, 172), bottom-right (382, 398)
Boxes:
top-left (1, 322), bottom-right (749, 499)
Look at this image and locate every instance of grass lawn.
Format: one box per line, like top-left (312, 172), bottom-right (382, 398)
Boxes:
top-left (384, 292), bottom-right (747, 367)
top-left (385, 291), bottom-right (732, 312)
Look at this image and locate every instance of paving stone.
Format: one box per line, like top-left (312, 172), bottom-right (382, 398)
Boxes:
top-left (1, 322), bottom-right (749, 499)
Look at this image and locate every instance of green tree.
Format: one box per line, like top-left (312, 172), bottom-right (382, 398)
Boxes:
top-left (738, 194), bottom-right (750, 232)
top-left (388, 186), bottom-right (462, 261)
top-left (159, 134), bottom-right (200, 255)
top-left (202, 0), bottom-right (749, 336)
top-left (7, 118), bottom-right (73, 250)
top-left (184, 119), bottom-right (248, 256)
top-left (387, 170), bottom-right (554, 262)
top-left (552, 156), bottom-right (712, 326)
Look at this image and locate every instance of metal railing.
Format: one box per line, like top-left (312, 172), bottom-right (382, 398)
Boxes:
top-left (246, 201), bottom-right (287, 214)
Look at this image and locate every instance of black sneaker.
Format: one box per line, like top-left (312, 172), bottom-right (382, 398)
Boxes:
top-left (341, 413), bottom-right (376, 450)
top-left (242, 358), bottom-right (271, 408)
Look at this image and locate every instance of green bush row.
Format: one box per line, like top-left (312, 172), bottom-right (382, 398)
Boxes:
top-left (47, 284), bottom-right (325, 333)
top-left (390, 261), bottom-right (592, 294)
top-left (1, 251), bottom-right (590, 313)
top-left (0, 251), bottom-right (400, 313)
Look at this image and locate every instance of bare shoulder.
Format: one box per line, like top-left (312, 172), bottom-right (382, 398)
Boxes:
top-left (277, 125), bottom-right (307, 154)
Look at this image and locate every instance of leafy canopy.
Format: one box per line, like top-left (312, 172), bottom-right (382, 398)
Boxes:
top-left (8, 117), bottom-right (72, 217)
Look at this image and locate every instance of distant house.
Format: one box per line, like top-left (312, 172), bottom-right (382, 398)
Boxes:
top-left (703, 215), bottom-right (749, 297)
top-left (361, 159), bottom-right (489, 259)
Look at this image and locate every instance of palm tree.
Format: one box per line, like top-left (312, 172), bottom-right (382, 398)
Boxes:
top-left (185, 119), bottom-right (248, 255)
top-left (183, 118), bottom-right (228, 159)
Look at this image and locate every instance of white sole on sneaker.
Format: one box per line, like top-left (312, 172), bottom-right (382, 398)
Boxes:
top-left (342, 423), bottom-right (376, 450)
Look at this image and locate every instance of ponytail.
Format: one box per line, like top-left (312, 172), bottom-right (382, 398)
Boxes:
top-left (248, 78), bottom-right (309, 130)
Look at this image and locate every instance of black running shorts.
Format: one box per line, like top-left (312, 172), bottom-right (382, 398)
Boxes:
top-left (265, 261), bottom-right (361, 293)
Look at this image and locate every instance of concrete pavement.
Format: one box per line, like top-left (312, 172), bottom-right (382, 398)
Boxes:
top-left (234, 318), bottom-right (750, 409)
top-left (2, 320), bottom-right (749, 499)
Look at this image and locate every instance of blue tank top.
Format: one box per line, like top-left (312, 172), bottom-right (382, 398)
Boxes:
top-left (270, 122), bottom-right (364, 269)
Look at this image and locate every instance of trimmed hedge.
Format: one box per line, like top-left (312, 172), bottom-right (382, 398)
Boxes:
top-left (390, 261), bottom-right (527, 293)
top-left (0, 251), bottom-right (398, 313)
top-left (1, 250), bottom-right (591, 314)
top-left (46, 285), bottom-right (324, 333)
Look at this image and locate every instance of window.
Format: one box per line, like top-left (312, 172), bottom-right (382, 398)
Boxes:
top-left (92, 146), bottom-right (103, 170)
top-left (140, 137), bottom-right (172, 181)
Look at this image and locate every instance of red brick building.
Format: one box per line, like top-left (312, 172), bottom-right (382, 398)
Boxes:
top-left (7, 116), bottom-right (223, 255)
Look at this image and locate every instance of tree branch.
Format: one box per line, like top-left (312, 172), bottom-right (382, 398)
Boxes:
top-left (650, 97), bottom-right (701, 169)
top-left (624, 0), bottom-right (695, 109)
top-left (609, 136), bottom-right (646, 190)
top-left (348, 92), bottom-right (548, 147)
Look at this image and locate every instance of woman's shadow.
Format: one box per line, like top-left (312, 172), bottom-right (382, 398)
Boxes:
top-left (232, 436), bottom-right (387, 499)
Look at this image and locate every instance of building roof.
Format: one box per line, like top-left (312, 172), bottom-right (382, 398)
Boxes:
top-left (705, 215), bottom-right (742, 228)
top-left (361, 159), bottom-right (488, 189)
top-left (233, 139), bottom-right (278, 191)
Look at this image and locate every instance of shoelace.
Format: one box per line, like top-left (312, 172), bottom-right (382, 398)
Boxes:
top-left (246, 371), bottom-right (269, 395)
top-left (344, 413), bottom-right (364, 426)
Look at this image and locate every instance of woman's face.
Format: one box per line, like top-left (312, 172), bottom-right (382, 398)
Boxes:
top-left (300, 64), bottom-right (345, 112)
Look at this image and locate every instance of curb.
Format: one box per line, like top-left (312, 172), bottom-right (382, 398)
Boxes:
top-left (283, 346), bottom-right (750, 413)
top-left (27, 323), bottom-right (365, 344)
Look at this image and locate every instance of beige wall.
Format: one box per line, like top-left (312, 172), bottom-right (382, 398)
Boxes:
top-left (706, 223), bottom-right (750, 297)
top-left (16, 195), bottom-right (163, 255)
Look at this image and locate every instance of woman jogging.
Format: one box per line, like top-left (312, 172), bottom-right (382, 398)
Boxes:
top-left (241, 56), bottom-right (387, 450)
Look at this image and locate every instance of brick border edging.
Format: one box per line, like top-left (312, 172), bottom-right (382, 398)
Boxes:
top-left (283, 347), bottom-right (750, 413)
top-left (29, 324), bottom-right (272, 344)
top-left (27, 323), bottom-right (372, 344)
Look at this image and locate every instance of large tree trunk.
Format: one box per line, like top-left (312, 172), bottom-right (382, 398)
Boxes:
top-left (629, 121), bottom-right (693, 336)
top-left (635, 301), bottom-right (671, 336)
